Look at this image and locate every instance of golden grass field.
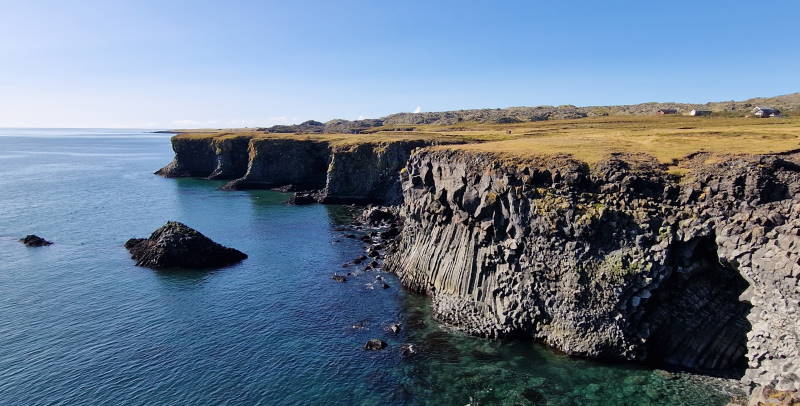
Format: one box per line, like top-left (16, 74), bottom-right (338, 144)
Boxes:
top-left (173, 114), bottom-right (800, 164)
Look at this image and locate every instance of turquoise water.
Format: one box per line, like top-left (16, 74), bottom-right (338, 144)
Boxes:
top-left (0, 129), bottom-right (738, 405)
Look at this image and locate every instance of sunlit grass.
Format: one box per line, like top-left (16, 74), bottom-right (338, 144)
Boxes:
top-left (171, 114), bottom-right (800, 163)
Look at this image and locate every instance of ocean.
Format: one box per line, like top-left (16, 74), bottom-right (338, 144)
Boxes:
top-left (0, 128), bottom-right (736, 405)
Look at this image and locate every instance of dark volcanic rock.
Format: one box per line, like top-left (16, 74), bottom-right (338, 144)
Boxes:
top-left (124, 221), bottom-right (247, 269)
top-left (400, 343), bottom-right (417, 358)
top-left (331, 274), bottom-right (347, 283)
top-left (386, 149), bottom-right (800, 399)
top-left (20, 235), bottom-right (52, 247)
top-left (364, 339), bottom-right (387, 350)
top-left (288, 192), bottom-right (318, 205)
top-left (361, 206), bottom-right (397, 226)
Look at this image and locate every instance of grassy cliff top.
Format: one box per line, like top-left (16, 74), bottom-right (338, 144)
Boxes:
top-left (435, 115), bottom-right (800, 163)
top-left (171, 114), bottom-right (800, 163)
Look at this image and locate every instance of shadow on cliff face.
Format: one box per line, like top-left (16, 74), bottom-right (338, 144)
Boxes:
top-left (642, 236), bottom-right (752, 378)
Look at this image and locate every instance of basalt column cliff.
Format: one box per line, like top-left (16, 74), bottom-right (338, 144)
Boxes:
top-left (385, 148), bottom-right (800, 398)
top-left (156, 134), bottom-right (446, 204)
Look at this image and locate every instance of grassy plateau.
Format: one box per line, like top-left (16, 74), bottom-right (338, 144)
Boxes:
top-left (171, 114), bottom-right (800, 164)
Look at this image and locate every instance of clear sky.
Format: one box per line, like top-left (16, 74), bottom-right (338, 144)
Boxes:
top-left (1, 0), bottom-right (798, 128)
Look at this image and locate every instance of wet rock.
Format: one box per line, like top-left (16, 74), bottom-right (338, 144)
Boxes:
top-left (352, 255), bottom-right (367, 264)
top-left (388, 323), bottom-right (402, 334)
top-left (364, 339), bottom-right (387, 350)
top-left (19, 235), bottom-right (52, 247)
top-left (400, 343), bottom-right (417, 358)
top-left (361, 206), bottom-right (397, 226)
top-left (380, 227), bottom-right (400, 239)
top-left (287, 192), bottom-right (318, 205)
top-left (125, 221), bottom-right (247, 269)
top-left (331, 274), bottom-right (347, 283)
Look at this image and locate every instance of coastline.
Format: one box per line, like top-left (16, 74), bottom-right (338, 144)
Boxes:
top-left (154, 112), bottom-right (800, 404)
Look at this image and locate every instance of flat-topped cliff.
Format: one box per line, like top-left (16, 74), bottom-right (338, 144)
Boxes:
top-left (156, 111), bottom-right (800, 403)
top-left (156, 131), bottom-right (464, 204)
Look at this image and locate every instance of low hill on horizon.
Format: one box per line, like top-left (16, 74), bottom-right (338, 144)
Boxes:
top-left (255, 92), bottom-right (800, 134)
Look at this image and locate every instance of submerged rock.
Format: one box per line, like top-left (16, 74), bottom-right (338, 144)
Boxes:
top-left (124, 221), bottom-right (247, 269)
top-left (364, 339), bottom-right (387, 350)
top-left (331, 274), bottom-right (347, 283)
top-left (19, 235), bottom-right (52, 247)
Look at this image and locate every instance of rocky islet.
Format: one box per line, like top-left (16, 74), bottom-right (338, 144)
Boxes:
top-left (125, 221), bottom-right (247, 270)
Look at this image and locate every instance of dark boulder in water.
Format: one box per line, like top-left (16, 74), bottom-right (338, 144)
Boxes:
top-left (124, 221), bottom-right (247, 269)
top-left (20, 235), bottom-right (52, 247)
top-left (331, 274), bottom-right (347, 283)
top-left (400, 344), bottom-right (417, 358)
top-left (287, 191), bottom-right (318, 205)
top-left (364, 338), bottom-right (387, 350)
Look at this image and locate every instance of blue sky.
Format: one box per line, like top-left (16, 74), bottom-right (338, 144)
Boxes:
top-left (1, 0), bottom-right (798, 128)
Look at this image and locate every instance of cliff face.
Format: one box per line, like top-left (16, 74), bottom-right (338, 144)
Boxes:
top-left (225, 138), bottom-right (331, 190)
top-left (155, 137), bottom-right (218, 177)
top-left (385, 149), bottom-right (800, 393)
top-left (208, 137), bottom-right (252, 180)
top-left (320, 141), bottom-right (433, 204)
top-left (157, 135), bottom-right (438, 203)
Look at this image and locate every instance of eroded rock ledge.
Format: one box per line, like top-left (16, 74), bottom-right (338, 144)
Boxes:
top-left (383, 148), bottom-right (800, 397)
top-left (156, 135), bottom-right (441, 204)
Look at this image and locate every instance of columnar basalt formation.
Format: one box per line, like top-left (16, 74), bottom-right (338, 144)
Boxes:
top-left (320, 141), bottom-right (433, 204)
top-left (224, 138), bottom-right (331, 190)
top-left (384, 149), bottom-right (800, 395)
top-left (155, 137), bottom-right (219, 177)
top-left (156, 135), bottom-right (443, 203)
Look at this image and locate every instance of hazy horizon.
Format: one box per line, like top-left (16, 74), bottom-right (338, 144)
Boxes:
top-left (2, 0), bottom-right (799, 128)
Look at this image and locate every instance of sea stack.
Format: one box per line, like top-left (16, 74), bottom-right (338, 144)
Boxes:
top-left (125, 221), bottom-right (247, 269)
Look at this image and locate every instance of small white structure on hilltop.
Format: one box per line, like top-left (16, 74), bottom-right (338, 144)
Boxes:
top-left (752, 106), bottom-right (781, 118)
top-left (689, 109), bottom-right (712, 116)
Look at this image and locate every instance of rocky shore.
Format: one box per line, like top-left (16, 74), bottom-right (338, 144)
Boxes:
top-left (156, 127), bottom-right (800, 403)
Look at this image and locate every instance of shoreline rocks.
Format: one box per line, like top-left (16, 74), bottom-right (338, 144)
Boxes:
top-left (125, 221), bottom-right (247, 269)
top-left (364, 338), bottom-right (387, 350)
top-left (20, 235), bottom-right (52, 247)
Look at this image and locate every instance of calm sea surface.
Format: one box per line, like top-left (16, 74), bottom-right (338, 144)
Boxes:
top-left (0, 129), bottom-right (737, 405)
